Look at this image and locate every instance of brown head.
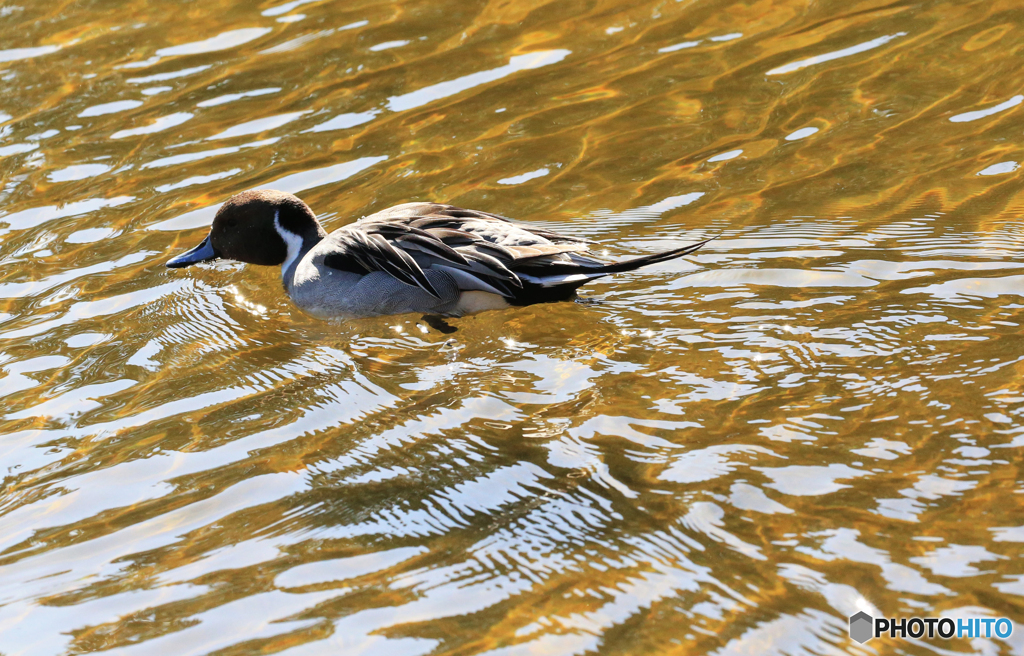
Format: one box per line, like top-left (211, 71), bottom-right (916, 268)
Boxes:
top-left (166, 189), bottom-right (327, 269)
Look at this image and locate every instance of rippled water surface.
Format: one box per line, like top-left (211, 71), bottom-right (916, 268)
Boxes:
top-left (2, 0), bottom-right (1024, 653)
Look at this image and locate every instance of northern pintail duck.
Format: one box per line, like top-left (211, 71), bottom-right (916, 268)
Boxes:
top-left (166, 190), bottom-right (711, 319)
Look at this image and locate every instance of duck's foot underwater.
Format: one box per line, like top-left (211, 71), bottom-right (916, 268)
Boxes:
top-left (421, 315), bottom-right (459, 334)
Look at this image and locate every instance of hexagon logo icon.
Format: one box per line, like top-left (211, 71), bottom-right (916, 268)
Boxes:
top-left (849, 611), bottom-right (874, 644)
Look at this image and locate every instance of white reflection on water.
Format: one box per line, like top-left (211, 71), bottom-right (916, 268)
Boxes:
top-left (141, 138), bottom-right (278, 169)
top-left (48, 163), bottom-right (111, 182)
top-left (304, 110), bottom-right (379, 133)
top-left (785, 126), bottom-right (819, 141)
top-left (112, 112), bottom-right (193, 139)
top-left (125, 65), bottom-right (213, 84)
top-left (708, 149), bottom-right (742, 162)
top-left (262, 0), bottom-right (324, 17)
top-left (387, 50), bottom-right (571, 111)
top-left (196, 87), bottom-right (281, 108)
top-left (659, 40), bottom-right (700, 53)
top-left (155, 168), bottom-right (242, 193)
top-left (949, 94), bottom-right (1023, 123)
top-left (0, 196), bottom-right (134, 233)
top-left (370, 40), bottom-right (410, 52)
top-left (498, 167), bottom-right (549, 185)
top-left (261, 28), bottom-right (340, 55)
top-left (0, 45), bottom-right (60, 63)
top-left (156, 27), bottom-right (273, 58)
top-left (767, 32), bottom-right (907, 76)
top-left (207, 111), bottom-right (309, 141)
top-left (78, 100), bottom-right (143, 118)
top-left (978, 160), bottom-right (1018, 176)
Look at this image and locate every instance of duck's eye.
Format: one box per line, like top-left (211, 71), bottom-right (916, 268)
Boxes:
top-left (225, 218), bottom-right (238, 228)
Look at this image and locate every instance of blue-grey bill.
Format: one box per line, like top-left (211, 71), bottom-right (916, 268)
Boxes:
top-left (166, 234), bottom-right (219, 268)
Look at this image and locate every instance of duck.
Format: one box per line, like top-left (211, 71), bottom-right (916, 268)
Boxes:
top-left (166, 189), bottom-right (711, 320)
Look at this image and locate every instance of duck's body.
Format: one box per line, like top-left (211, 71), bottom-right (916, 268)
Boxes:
top-left (167, 190), bottom-right (710, 319)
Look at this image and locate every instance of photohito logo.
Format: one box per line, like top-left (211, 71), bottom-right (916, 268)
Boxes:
top-left (849, 612), bottom-right (1013, 644)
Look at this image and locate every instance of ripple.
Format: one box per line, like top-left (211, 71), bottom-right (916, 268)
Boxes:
top-left (387, 50), bottom-right (571, 112)
top-left (0, 356), bottom-right (71, 399)
top-left (902, 274), bottom-right (1024, 300)
top-left (785, 126), bottom-right (819, 141)
top-left (708, 149), bottom-right (742, 162)
top-left (6, 379), bottom-right (137, 421)
top-left (498, 167), bottom-right (549, 185)
top-left (660, 445), bottom-right (776, 484)
top-left (156, 28), bottom-right (273, 57)
top-left (370, 40), bottom-right (410, 52)
top-left (64, 332), bottom-right (110, 348)
top-left (66, 227), bottom-right (119, 244)
top-left (0, 196), bottom-right (133, 233)
top-left (755, 464), bottom-right (869, 496)
top-left (125, 64), bottom-right (212, 84)
top-left (767, 32), bottom-right (907, 76)
top-left (261, 0), bottom-right (322, 17)
top-left (0, 142), bottom-right (37, 157)
top-left (0, 280), bottom-right (184, 340)
top-left (277, 546), bottom-right (427, 589)
top-left (206, 111), bottom-right (307, 140)
top-left (195, 87), bottom-right (280, 108)
top-left (658, 41), bottom-right (700, 53)
top-left (78, 100), bottom-right (143, 117)
top-left (141, 138), bottom-right (277, 169)
top-left (154, 168), bottom-right (242, 193)
top-left (0, 44), bottom-right (60, 63)
top-left (978, 160), bottom-right (1018, 176)
top-left (949, 94), bottom-right (1023, 123)
top-left (111, 112), bottom-right (192, 139)
top-left (47, 163), bottom-right (111, 182)
top-left (303, 110), bottom-right (378, 133)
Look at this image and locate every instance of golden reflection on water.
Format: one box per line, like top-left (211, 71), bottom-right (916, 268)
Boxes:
top-left (1, 0), bottom-right (1023, 653)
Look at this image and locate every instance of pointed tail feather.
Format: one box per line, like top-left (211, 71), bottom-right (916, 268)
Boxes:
top-left (588, 235), bottom-right (716, 275)
top-left (515, 236), bottom-right (716, 298)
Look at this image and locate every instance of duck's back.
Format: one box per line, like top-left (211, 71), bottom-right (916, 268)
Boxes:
top-left (352, 202), bottom-right (590, 254)
top-left (341, 202), bottom-right (592, 274)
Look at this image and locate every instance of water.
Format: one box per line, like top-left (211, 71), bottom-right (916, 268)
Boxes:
top-left (1, 0), bottom-right (1023, 653)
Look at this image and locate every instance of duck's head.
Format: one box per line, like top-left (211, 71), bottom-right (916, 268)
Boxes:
top-left (166, 189), bottom-right (326, 269)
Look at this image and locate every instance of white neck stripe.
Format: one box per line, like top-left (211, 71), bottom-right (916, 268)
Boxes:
top-left (274, 210), bottom-right (305, 281)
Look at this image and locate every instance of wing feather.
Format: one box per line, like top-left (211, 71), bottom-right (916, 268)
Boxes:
top-left (323, 202), bottom-right (708, 303)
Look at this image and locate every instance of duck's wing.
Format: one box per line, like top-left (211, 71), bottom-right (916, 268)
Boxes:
top-left (355, 202), bottom-right (586, 244)
top-left (324, 204), bottom-right (589, 299)
top-left (324, 203), bottom-right (711, 303)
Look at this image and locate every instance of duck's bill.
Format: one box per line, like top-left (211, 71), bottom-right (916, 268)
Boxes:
top-left (166, 234), bottom-right (219, 268)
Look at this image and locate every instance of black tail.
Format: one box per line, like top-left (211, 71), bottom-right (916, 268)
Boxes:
top-left (509, 236), bottom-right (716, 305)
top-left (588, 236), bottom-right (716, 274)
